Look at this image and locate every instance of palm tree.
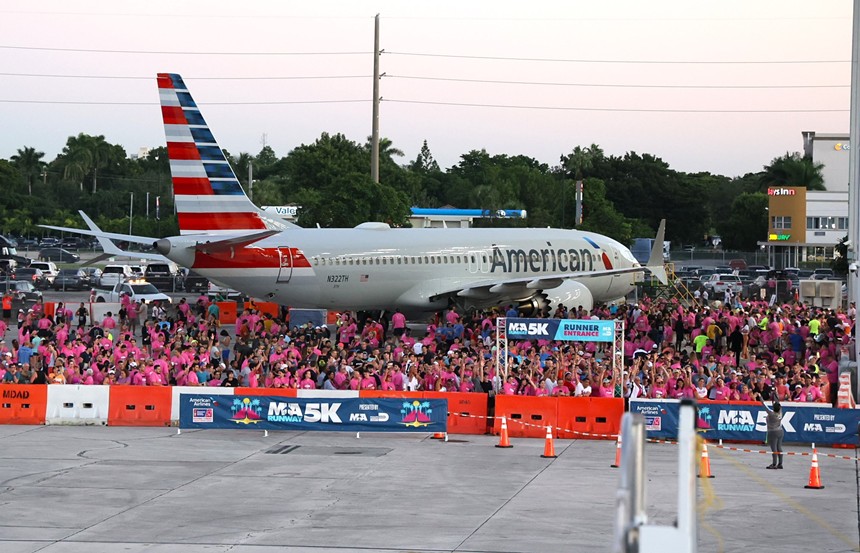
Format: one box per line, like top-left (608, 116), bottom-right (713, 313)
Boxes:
top-left (559, 144), bottom-right (604, 227)
top-left (10, 146), bottom-right (46, 195)
top-left (760, 152), bottom-right (825, 191)
top-left (61, 133), bottom-right (122, 193)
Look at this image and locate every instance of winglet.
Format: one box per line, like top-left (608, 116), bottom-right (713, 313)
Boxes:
top-left (646, 219), bottom-right (668, 285)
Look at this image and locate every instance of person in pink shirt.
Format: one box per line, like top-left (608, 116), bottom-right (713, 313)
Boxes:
top-left (445, 307), bottom-right (460, 325)
top-left (391, 309), bottom-right (407, 337)
top-left (596, 368), bottom-right (617, 398)
top-left (299, 369), bottom-right (316, 389)
top-left (102, 312), bottom-right (117, 331)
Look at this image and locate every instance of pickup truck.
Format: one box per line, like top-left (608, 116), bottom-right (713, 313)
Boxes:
top-left (95, 281), bottom-right (172, 304)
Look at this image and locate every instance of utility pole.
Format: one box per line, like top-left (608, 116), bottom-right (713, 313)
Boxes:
top-left (129, 192), bottom-right (134, 235)
top-left (249, 161), bottom-right (254, 202)
top-left (370, 13), bottom-right (381, 183)
top-left (851, 0), bottom-right (860, 395)
top-left (146, 192), bottom-right (150, 219)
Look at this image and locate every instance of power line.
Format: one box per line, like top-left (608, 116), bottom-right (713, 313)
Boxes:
top-left (384, 98), bottom-right (848, 113)
top-left (385, 51), bottom-right (850, 64)
top-left (0, 72), bottom-right (370, 81)
top-left (386, 74), bottom-right (849, 90)
top-left (0, 45), bottom-right (371, 56)
top-left (1, 71), bottom-right (844, 90)
top-left (0, 99), bottom-right (370, 105)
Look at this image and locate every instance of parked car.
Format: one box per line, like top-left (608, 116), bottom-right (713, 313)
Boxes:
top-left (12, 267), bottom-right (49, 289)
top-left (144, 262), bottom-right (181, 292)
top-left (81, 267), bottom-right (103, 288)
top-left (181, 269), bottom-right (209, 293)
top-left (29, 261), bottom-right (59, 284)
top-left (813, 268), bottom-right (835, 278)
top-left (704, 274), bottom-right (743, 295)
top-left (0, 279), bottom-right (43, 305)
top-left (95, 280), bottom-right (172, 304)
top-left (39, 237), bottom-right (61, 248)
top-left (38, 247), bottom-right (80, 263)
top-left (60, 237), bottom-right (89, 250)
top-left (100, 264), bottom-right (135, 288)
top-left (53, 268), bottom-right (91, 291)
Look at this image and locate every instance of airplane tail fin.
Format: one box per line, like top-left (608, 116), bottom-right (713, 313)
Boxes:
top-left (157, 73), bottom-right (295, 235)
top-left (646, 219), bottom-right (668, 285)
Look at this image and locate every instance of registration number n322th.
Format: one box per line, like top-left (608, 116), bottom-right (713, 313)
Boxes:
top-left (327, 274), bottom-right (349, 283)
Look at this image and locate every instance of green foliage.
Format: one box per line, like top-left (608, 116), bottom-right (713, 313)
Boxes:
top-left (760, 152), bottom-right (825, 191)
top-left (832, 235), bottom-right (848, 275)
top-left (0, 131), bottom-right (803, 256)
top-left (716, 192), bottom-right (768, 250)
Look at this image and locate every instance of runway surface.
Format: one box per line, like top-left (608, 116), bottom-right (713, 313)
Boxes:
top-left (0, 425), bottom-right (857, 553)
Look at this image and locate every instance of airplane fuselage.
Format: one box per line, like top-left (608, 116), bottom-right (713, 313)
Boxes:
top-left (173, 226), bottom-right (641, 312)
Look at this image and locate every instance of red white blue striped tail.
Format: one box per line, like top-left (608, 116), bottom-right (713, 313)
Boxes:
top-left (157, 73), bottom-right (284, 235)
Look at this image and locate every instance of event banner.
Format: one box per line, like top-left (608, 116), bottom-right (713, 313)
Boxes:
top-left (505, 318), bottom-right (615, 342)
top-left (180, 394), bottom-right (448, 432)
top-left (630, 399), bottom-right (860, 446)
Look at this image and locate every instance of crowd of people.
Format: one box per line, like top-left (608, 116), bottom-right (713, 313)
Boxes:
top-left (0, 290), bottom-right (852, 406)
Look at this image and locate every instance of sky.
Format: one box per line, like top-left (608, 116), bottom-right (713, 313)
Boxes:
top-left (0, 0), bottom-right (853, 178)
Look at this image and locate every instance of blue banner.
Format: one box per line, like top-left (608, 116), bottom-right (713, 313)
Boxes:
top-left (506, 318), bottom-right (615, 342)
top-left (180, 395), bottom-right (448, 433)
top-left (630, 399), bottom-right (860, 445)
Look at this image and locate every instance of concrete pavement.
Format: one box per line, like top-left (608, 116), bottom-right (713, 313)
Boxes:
top-left (0, 425), bottom-right (857, 552)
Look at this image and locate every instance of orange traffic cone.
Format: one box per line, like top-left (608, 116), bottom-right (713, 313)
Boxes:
top-left (431, 432), bottom-right (446, 440)
top-left (698, 441), bottom-right (715, 478)
top-left (495, 415), bottom-right (513, 448)
top-left (804, 446), bottom-right (825, 489)
top-left (540, 425), bottom-right (557, 458)
top-left (610, 433), bottom-right (622, 468)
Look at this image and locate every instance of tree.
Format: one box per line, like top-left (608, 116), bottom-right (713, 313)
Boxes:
top-left (577, 178), bottom-right (633, 245)
top-left (60, 133), bottom-right (125, 193)
top-left (760, 152), bottom-right (825, 191)
top-left (560, 144), bottom-right (604, 228)
top-left (716, 192), bottom-right (768, 250)
top-left (10, 146), bottom-right (46, 195)
top-left (410, 140), bottom-right (439, 173)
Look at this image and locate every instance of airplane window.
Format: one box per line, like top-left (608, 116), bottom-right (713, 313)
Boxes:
top-left (430, 257), bottom-right (435, 264)
top-left (456, 255), bottom-right (461, 263)
top-left (375, 258), bottom-right (380, 265)
top-left (471, 255), bottom-right (476, 263)
top-left (397, 257), bottom-right (401, 264)
top-left (424, 256), bottom-right (429, 263)
top-left (482, 255), bottom-right (487, 263)
top-left (313, 258), bottom-right (319, 266)
top-left (418, 257), bottom-right (422, 264)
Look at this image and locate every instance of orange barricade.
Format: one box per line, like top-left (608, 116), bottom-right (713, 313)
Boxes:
top-left (107, 386), bottom-right (172, 426)
top-left (234, 387), bottom-right (297, 398)
top-left (423, 391), bottom-right (489, 435)
top-left (555, 397), bottom-right (592, 439)
top-left (587, 398), bottom-right (624, 440)
top-left (43, 302), bottom-right (55, 318)
top-left (494, 395), bottom-right (558, 438)
top-left (218, 302), bottom-right (237, 324)
top-left (245, 301), bottom-right (279, 318)
top-left (327, 311), bottom-right (339, 325)
top-left (0, 384), bottom-right (47, 424)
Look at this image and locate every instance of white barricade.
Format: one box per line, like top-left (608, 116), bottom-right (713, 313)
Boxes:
top-left (296, 389), bottom-right (359, 398)
top-left (170, 386), bottom-right (235, 422)
top-left (90, 302), bottom-right (122, 324)
top-left (46, 385), bottom-right (110, 425)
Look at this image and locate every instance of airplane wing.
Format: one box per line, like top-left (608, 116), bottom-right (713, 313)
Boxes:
top-left (77, 211), bottom-right (173, 264)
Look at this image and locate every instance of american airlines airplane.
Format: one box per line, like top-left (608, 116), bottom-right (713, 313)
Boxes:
top-left (44, 73), bottom-right (667, 316)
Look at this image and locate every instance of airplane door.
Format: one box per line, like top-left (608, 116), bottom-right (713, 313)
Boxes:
top-left (277, 247), bottom-right (293, 283)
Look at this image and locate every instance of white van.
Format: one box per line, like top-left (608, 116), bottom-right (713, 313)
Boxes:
top-left (99, 264), bottom-right (135, 288)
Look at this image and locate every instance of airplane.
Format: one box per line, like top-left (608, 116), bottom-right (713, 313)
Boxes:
top-left (43, 72), bottom-right (668, 316)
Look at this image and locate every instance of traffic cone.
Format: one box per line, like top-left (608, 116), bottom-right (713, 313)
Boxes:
top-left (540, 425), bottom-right (557, 458)
top-left (431, 432), bottom-right (446, 440)
top-left (804, 446), bottom-right (825, 489)
top-left (610, 433), bottom-right (622, 468)
top-left (698, 441), bottom-right (715, 478)
top-left (495, 416), bottom-right (513, 448)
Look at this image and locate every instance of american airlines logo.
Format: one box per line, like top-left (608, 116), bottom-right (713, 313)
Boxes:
top-left (508, 322), bottom-right (549, 335)
top-left (491, 242), bottom-right (595, 273)
top-left (767, 188), bottom-right (796, 196)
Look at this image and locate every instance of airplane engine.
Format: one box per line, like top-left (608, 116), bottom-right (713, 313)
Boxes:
top-left (541, 280), bottom-right (594, 313)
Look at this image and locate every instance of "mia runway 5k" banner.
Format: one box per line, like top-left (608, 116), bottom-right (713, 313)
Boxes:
top-left (179, 394), bottom-right (448, 433)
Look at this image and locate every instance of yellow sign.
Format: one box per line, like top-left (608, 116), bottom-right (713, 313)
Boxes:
top-left (835, 142), bottom-right (851, 151)
top-left (769, 233), bottom-right (791, 241)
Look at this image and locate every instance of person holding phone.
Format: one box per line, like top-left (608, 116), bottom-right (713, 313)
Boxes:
top-left (757, 393), bottom-right (784, 469)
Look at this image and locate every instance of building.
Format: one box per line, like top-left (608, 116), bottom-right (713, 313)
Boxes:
top-left (762, 132), bottom-right (849, 268)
